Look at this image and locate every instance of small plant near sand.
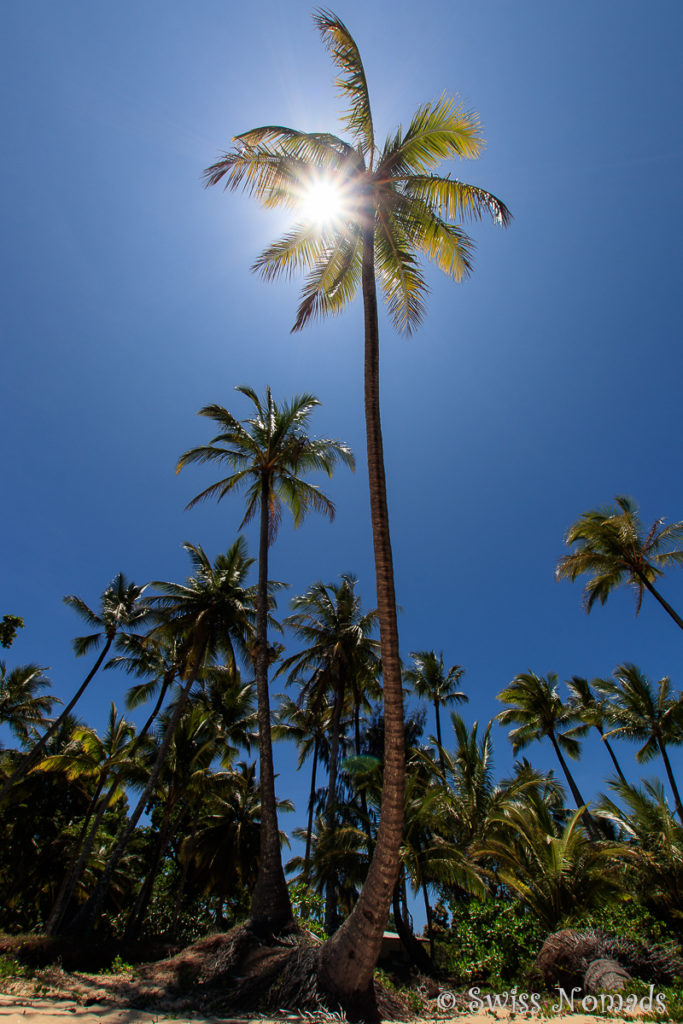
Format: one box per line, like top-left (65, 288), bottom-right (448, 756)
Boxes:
top-left (0, 954), bottom-right (28, 979)
top-left (103, 954), bottom-right (134, 975)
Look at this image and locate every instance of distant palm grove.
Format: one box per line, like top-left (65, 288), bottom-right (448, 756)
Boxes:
top-left (2, 8), bottom-right (683, 1022)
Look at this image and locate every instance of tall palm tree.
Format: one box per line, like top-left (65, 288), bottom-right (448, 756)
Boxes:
top-left (69, 538), bottom-right (256, 937)
top-left (404, 651), bottom-right (466, 768)
top-left (565, 675), bottom-right (628, 785)
top-left (0, 662), bottom-right (55, 749)
top-left (496, 672), bottom-right (599, 840)
top-left (177, 387), bottom-right (354, 933)
top-left (203, 11), bottom-right (510, 1009)
top-left (0, 574), bottom-right (148, 800)
top-left (556, 495), bottom-right (683, 628)
top-left (600, 663), bottom-right (683, 823)
top-left (279, 574), bottom-right (379, 931)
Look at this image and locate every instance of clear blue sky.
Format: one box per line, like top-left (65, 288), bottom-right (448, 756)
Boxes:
top-left (2, 0), bottom-right (683, 883)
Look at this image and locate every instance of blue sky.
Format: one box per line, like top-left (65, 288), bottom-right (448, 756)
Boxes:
top-left (2, 0), bottom-right (683, 891)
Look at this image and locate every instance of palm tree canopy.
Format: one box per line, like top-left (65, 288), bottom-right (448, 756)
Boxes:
top-left (556, 495), bottom-right (683, 615)
top-left (0, 662), bottom-right (56, 748)
top-left (64, 573), bottom-right (149, 658)
top-left (177, 386), bottom-right (354, 544)
top-left (496, 671), bottom-right (586, 758)
top-left (600, 663), bottom-right (683, 762)
top-left (203, 10), bottom-right (511, 336)
top-left (404, 650), bottom-right (466, 710)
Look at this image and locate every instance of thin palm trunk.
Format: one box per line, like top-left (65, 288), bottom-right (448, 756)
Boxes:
top-left (248, 475), bottom-right (293, 932)
top-left (319, 229), bottom-right (405, 1018)
top-left (304, 737), bottom-right (320, 881)
top-left (422, 882), bottom-right (434, 961)
top-left (67, 662), bottom-right (200, 939)
top-left (596, 725), bottom-right (628, 786)
top-left (45, 774), bottom-right (108, 935)
top-left (325, 685), bottom-right (344, 934)
top-left (46, 670), bottom-right (173, 935)
top-left (125, 799), bottom-right (176, 941)
top-left (0, 637), bottom-right (114, 801)
top-left (640, 575), bottom-right (683, 631)
top-left (434, 699), bottom-right (445, 772)
top-left (548, 732), bottom-right (599, 841)
top-left (656, 734), bottom-right (683, 823)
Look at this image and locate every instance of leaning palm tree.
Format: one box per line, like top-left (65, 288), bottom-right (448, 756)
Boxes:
top-left (404, 651), bottom-right (466, 768)
top-left (565, 675), bottom-right (628, 785)
top-left (556, 495), bottom-right (683, 629)
top-left (0, 574), bottom-right (148, 800)
top-left (497, 671), bottom-right (599, 840)
top-left (204, 11), bottom-right (510, 1010)
top-left (69, 538), bottom-right (256, 937)
top-left (600, 663), bottom-right (683, 824)
top-left (177, 387), bottom-right (354, 932)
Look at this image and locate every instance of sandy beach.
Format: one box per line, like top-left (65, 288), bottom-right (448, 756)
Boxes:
top-left (0, 993), bottom-right (654, 1024)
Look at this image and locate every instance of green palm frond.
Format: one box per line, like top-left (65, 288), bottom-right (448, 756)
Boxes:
top-left (314, 9), bottom-right (375, 160)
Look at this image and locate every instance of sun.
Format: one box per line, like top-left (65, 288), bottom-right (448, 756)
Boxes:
top-left (300, 178), bottom-right (344, 227)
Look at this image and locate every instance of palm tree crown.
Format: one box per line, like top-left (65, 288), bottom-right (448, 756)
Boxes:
top-left (556, 495), bottom-right (683, 628)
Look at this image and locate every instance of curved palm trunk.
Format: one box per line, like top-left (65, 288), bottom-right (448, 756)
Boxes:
top-left (640, 575), bottom-right (683, 631)
top-left (248, 476), bottom-right (293, 933)
top-left (596, 725), bottom-right (628, 786)
top-left (656, 735), bottom-right (683, 823)
top-left (434, 699), bottom-right (446, 772)
top-left (0, 636), bottom-right (114, 801)
top-left (319, 229), bottom-right (405, 1020)
top-left (67, 663), bottom-right (200, 939)
top-left (548, 732), bottom-right (599, 841)
top-left (391, 876), bottom-right (433, 974)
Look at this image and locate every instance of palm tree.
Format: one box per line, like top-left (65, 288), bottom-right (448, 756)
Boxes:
top-left (177, 386), bottom-right (354, 933)
top-left (404, 651), bottom-right (466, 768)
top-left (204, 11), bottom-right (510, 1009)
top-left (556, 495), bottom-right (683, 629)
top-left (600, 663), bottom-right (683, 823)
top-left (479, 803), bottom-right (627, 930)
top-left (0, 662), bottom-right (55, 749)
top-left (565, 675), bottom-right (628, 785)
top-left (278, 574), bottom-right (379, 932)
top-left (496, 672), bottom-right (599, 840)
top-left (68, 538), bottom-right (256, 937)
top-left (0, 574), bottom-right (148, 800)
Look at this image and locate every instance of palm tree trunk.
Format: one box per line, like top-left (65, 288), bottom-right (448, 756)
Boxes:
top-left (67, 661), bottom-right (200, 939)
top-left (391, 878), bottom-right (433, 974)
top-left (597, 725), bottom-right (628, 785)
top-left (325, 685), bottom-right (344, 934)
top-left (0, 636), bottom-right (114, 801)
top-left (45, 773), bottom-right (108, 935)
top-left (434, 699), bottom-right (445, 771)
top-left (319, 227), bottom-right (405, 1020)
top-left (248, 475), bottom-right (293, 933)
top-left (548, 732), bottom-right (599, 841)
top-left (125, 799), bottom-right (176, 941)
top-left (304, 737), bottom-right (319, 881)
top-left (656, 735), bottom-right (683, 823)
top-left (640, 576), bottom-right (683, 631)
top-left (422, 882), bottom-right (434, 962)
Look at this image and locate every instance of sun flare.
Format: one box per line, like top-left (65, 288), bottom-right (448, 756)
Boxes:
top-left (300, 179), bottom-right (344, 227)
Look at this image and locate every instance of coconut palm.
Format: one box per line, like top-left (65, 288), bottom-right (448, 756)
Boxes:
top-left (69, 538), bottom-right (256, 937)
top-left (177, 387), bottom-right (353, 933)
top-left (204, 10), bottom-right (510, 1007)
top-left (404, 651), bottom-right (466, 768)
top-left (0, 574), bottom-right (148, 800)
top-left (556, 495), bottom-right (683, 629)
top-left (0, 662), bottom-right (55, 749)
top-left (496, 672), bottom-right (599, 839)
top-left (600, 663), bottom-right (683, 823)
top-left (565, 675), bottom-right (628, 785)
